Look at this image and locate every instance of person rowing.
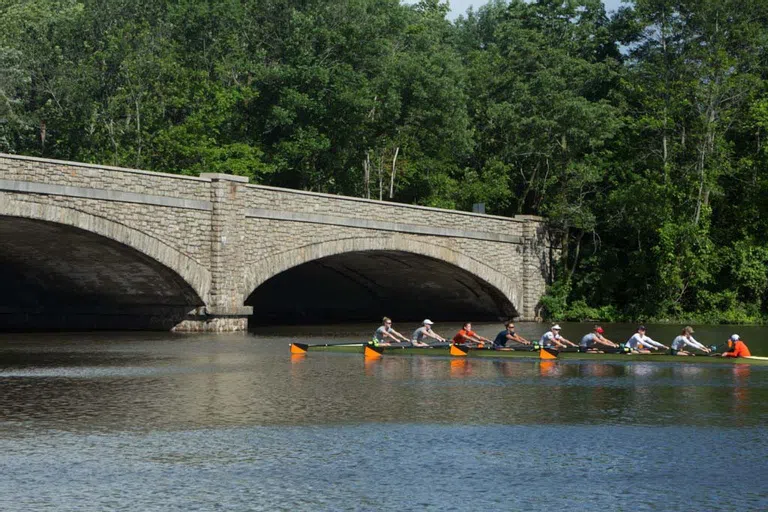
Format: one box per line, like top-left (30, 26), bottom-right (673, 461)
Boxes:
top-left (540, 324), bottom-right (577, 349)
top-left (578, 325), bottom-right (618, 353)
top-left (372, 316), bottom-right (410, 346)
top-left (452, 322), bottom-right (491, 347)
top-left (411, 319), bottom-right (446, 347)
top-left (493, 321), bottom-right (531, 350)
top-left (721, 334), bottom-right (751, 358)
top-left (625, 325), bottom-right (669, 353)
top-left (670, 326), bottom-right (711, 356)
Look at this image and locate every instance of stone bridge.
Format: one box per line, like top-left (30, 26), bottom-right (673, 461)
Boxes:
top-left (0, 154), bottom-right (555, 331)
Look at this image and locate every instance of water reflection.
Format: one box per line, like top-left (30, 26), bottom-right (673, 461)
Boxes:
top-left (732, 364), bottom-right (751, 414)
top-left (0, 334), bottom-right (766, 436)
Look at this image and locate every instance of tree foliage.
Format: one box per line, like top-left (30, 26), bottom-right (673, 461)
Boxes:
top-left (2, 0), bottom-right (768, 322)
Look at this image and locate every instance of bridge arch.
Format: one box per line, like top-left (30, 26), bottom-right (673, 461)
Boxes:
top-left (244, 235), bottom-right (522, 324)
top-left (0, 198), bottom-right (211, 329)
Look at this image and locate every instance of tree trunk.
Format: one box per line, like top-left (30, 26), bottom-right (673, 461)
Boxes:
top-left (378, 154), bottom-right (384, 201)
top-left (389, 147), bottom-right (399, 199)
top-left (567, 230), bottom-right (584, 281)
top-left (694, 106), bottom-right (717, 225)
top-left (364, 152), bottom-right (371, 199)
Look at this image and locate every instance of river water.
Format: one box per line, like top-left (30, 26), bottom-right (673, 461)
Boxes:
top-left (0, 322), bottom-right (766, 511)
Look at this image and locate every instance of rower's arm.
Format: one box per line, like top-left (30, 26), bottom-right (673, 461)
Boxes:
top-left (382, 330), bottom-right (398, 341)
top-left (389, 329), bottom-right (408, 341)
top-left (642, 337), bottom-right (667, 349)
top-left (426, 330), bottom-right (445, 342)
top-left (512, 334), bottom-right (530, 344)
top-left (686, 337), bottom-right (708, 351)
top-left (596, 335), bottom-right (615, 347)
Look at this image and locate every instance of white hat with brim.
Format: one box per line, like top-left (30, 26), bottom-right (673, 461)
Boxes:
top-left (730, 334), bottom-right (740, 341)
top-left (423, 319), bottom-right (434, 325)
top-left (552, 325), bottom-right (562, 330)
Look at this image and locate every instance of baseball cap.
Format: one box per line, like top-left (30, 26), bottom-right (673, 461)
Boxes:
top-left (552, 324), bottom-right (562, 330)
top-left (423, 319), bottom-right (434, 325)
top-left (638, 325), bottom-right (647, 331)
top-left (730, 334), bottom-right (739, 341)
top-left (595, 327), bottom-right (604, 334)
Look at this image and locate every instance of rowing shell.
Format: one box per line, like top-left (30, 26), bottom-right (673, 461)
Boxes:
top-left (289, 343), bottom-right (768, 365)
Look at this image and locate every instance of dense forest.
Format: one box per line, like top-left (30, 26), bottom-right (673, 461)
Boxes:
top-left (2, 0), bottom-right (768, 323)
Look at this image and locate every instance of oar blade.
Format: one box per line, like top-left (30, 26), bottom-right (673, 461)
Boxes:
top-left (290, 343), bottom-right (309, 354)
top-left (539, 347), bottom-right (559, 360)
top-left (364, 345), bottom-right (384, 359)
top-left (450, 344), bottom-right (469, 357)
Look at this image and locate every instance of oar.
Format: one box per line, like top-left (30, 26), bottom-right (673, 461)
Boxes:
top-left (289, 342), bottom-right (364, 354)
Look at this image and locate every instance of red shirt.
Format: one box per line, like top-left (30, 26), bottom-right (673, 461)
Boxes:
top-left (724, 340), bottom-right (751, 358)
top-left (453, 329), bottom-right (477, 344)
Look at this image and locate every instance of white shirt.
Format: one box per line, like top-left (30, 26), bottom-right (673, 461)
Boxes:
top-left (626, 333), bottom-right (665, 350)
top-left (671, 335), bottom-right (706, 351)
top-left (540, 331), bottom-right (562, 346)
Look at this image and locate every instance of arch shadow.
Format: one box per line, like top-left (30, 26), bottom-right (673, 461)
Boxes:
top-left (244, 236), bottom-right (522, 325)
top-left (0, 198), bottom-right (210, 330)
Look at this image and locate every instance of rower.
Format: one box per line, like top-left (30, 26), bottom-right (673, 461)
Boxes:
top-left (493, 321), bottom-right (531, 350)
top-left (670, 326), bottom-right (711, 356)
top-left (411, 319), bottom-right (446, 347)
top-left (721, 334), bottom-right (751, 358)
top-left (372, 316), bottom-right (410, 346)
top-left (539, 324), bottom-right (577, 349)
top-left (578, 325), bottom-right (618, 353)
top-left (625, 325), bottom-right (669, 353)
top-left (452, 322), bottom-right (491, 347)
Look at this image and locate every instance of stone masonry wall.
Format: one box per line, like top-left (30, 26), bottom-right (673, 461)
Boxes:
top-left (0, 154), bottom-right (210, 199)
top-left (243, 185), bottom-right (526, 237)
top-left (1, 153), bottom-right (554, 328)
top-left (0, 192), bottom-right (212, 268)
top-left (241, 218), bottom-right (526, 286)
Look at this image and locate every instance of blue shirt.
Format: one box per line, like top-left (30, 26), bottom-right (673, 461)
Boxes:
top-left (494, 330), bottom-right (514, 347)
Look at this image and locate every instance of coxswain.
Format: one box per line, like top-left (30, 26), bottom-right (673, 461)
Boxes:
top-left (721, 334), bottom-right (751, 358)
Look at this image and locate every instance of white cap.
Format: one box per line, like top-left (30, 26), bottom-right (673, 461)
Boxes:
top-left (552, 324), bottom-right (562, 330)
top-left (730, 334), bottom-right (740, 341)
top-left (423, 319), bottom-right (434, 325)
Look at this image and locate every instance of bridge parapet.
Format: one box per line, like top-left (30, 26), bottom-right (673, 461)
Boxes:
top-left (244, 185), bottom-right (529, 238)
top-left (0, 153), bottom-right (210, 199)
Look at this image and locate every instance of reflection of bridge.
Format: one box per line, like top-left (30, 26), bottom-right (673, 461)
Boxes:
top-left (0, 154), bottom-right (554, 331)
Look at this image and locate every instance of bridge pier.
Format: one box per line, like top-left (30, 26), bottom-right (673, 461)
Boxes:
top-left (173, 173), bottom-right (253, 332)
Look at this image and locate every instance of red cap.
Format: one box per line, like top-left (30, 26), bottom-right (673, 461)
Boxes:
top-left (596, 327), bottom-right (604, 334)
